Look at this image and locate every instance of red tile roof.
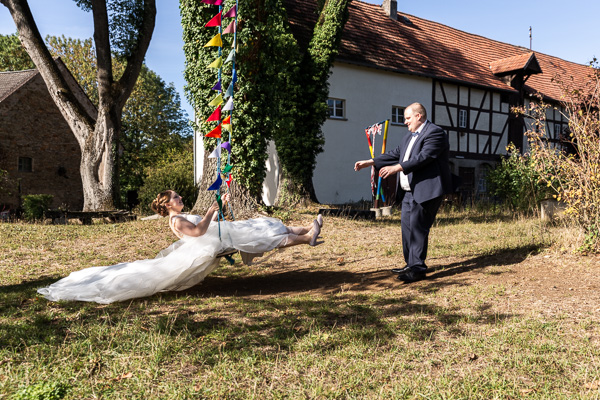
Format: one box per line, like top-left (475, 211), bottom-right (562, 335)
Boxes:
top-left (285, 0), bottom-right (594, 102)
top-left (0, 69), bottom-right (37, 103)
top-left (489, 53), bottom-right (540, 76)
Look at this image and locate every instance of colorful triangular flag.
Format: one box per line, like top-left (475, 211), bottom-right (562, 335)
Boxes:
top-left (221, 115), bottom-right (231, 132)
top-left (204, 33), bottom-right (222, 47)
top-left (222, 97), bottom-right (234, 111)
top-left (202, 0), bottom-right (223, 5)
top-left (208, 145), bottom-right (222, 158)
top-left (232, 69), bottom-right (238, 84)
top-left (207, 174), bottom-right (223, 191)
top-left (225, 174), bottom-right (233, 188)
top-left (223, 164), bottom-right (233, 174)
top-left (211, 80), bottom-right (222, 91)
top-left (221, 141), bottom-right (232, 154)
top-left (224, 49), bottom-right (235, 64)
top-left (205, 12), bottom-right (222, 27)
top-left (223, 20), bottom-right (236, 34)
top-left (223, 5), bottom-right (237, 18)
top-left (208, 93), bottom-right (223, 107)
top-left (206, 106), bottom-right (221, 122)
top-left (205, 124), bottom-right (222, 138)
top-left (207, 56), bottom-right (223, 69)
top-left (223, 82), bottom-right (234, 99)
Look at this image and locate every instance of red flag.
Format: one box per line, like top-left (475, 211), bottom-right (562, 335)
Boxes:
top-left (225, 174), bottom-right (233, 188)
top-left (205, 12), bottom-right (222, 27)
top-left (206, 106), bottom-right (221, 122)
top-left (205, 124), bottom-right (222, 138)
top-left (222, 115), bottom-right (231, 124)
top-left (223, 20), bottom-right (236, 34)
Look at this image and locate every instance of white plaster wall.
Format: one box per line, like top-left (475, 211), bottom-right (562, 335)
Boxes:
top-left (261, 140), bottom-right (280, 206)
top-left (313, 63), bottom-right (432, 204)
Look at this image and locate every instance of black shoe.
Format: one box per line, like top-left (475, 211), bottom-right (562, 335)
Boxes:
top-left (391, 266), bottom-right (411, 274)
top-left (397, 270), bottom-right (426, 283)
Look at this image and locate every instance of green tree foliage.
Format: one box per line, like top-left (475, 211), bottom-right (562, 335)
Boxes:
top-left (0, 32), bottom-right (34, 71)
top-left (119, 66), bottom-right (192, 205)
top-left (46, 35), bottom-right (192, 207)
top-left (138, 141), bottom-right (196, 214)
top-left (273, 0), bottom-right (349, 204)
top-left (181, 0), bottom-right (348, 206)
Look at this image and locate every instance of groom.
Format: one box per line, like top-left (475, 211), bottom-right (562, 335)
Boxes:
top-left (354, 103), bottom-right (453, 283)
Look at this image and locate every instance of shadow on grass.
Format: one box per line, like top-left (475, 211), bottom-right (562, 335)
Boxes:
top-left (427, 243), bottom-right (541, 280)
top-left (0, 244), bottom-right (536, 351)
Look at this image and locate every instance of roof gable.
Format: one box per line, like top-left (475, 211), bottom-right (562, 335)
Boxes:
top-left (0, 69), bottom-right (38, 103)
top-left (490, 52), bottom-right (542, 76)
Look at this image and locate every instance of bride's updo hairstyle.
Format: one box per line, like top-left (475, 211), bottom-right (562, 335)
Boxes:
top-left (151, 190), bottom-right (174, 217)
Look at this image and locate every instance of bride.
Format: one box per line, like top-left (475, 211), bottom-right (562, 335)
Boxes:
top-left (37, 190), bottom-right (323, 304)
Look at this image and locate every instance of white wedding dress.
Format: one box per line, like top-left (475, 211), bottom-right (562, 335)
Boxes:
top-left (37, 215), bottom-right (289, 304)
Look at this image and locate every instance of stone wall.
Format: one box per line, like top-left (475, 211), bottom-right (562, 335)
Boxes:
top-left (0, 73), bottom-right (83, 211)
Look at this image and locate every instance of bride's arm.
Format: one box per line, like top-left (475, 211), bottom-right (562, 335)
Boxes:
top-left (173, 201), bottom-right (220, 237)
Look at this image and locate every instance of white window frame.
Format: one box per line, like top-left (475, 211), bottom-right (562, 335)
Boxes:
top-left (458, 109), bottom-right (468, 128)
top-left (553, 123), bottom-right (562, 138)
top-left (327, 98), bottom-right (345, 119)
top-left (391, 106), bottom-right (405, 125)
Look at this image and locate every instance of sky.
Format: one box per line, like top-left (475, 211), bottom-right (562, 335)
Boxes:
top-left (1, 0), bottom-right (599, 120)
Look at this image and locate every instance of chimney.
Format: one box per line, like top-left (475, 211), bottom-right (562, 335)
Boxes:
top-left (382, 0), bottom-right (397, 20)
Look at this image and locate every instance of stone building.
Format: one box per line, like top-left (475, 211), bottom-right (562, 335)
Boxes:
top-left (0, 59), bottom-right (94, 213)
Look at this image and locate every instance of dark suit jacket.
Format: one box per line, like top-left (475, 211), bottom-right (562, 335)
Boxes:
top-left (373, 121), bottom-right (452, 204)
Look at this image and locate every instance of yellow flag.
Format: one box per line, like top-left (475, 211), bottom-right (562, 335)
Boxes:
top-left (204, 33), bottom-right (222, 47)
top-left (207, 56), bottom-right (223, 69)
top-left (208, 93), bottom-right (223, 107)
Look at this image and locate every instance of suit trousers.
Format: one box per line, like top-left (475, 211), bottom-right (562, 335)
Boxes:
top-left (401, 192), bottom-right (444, 271)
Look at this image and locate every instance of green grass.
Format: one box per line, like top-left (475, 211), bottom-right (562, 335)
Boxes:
top-left (1, 209), bottom-right (599, 399)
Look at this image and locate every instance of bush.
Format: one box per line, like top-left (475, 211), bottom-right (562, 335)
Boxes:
top-left (21, 194), bottom-right (54, 221)
top-left (137, 143), bottom-right (196, 215)
top-left (486, 143), bottom-right (551, 213)
top-left (514, 60), bottom-right (600, 252)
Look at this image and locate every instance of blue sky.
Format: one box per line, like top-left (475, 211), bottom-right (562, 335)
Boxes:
top-left (1, 0), bottom-right (599, 119)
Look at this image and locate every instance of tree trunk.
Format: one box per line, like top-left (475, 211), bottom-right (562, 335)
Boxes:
top-left (1, 0), bottom-right (156, 211)
top-left (80, 110), bottom-right (117, 210)
top-left (274, 168), bottom-right (317, 209)
top-left (192, 150), bottom-right (259, 219)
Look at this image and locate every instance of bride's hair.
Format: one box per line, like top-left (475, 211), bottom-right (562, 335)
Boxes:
top-left (151, 190), bottom-right (174, 217)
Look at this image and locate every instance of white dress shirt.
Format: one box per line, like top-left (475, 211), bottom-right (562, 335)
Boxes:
top-left (399, 121), bottom-right (427, 191)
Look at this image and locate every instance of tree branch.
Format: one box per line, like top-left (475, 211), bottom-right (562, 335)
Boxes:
top-left (116, 0), bottom-right (156, 109)
top-left (0, 0), bottom-right (95, 137)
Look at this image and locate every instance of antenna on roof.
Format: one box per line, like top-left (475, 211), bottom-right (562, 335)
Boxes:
top-left (529, 26), bottom-right (532, 51)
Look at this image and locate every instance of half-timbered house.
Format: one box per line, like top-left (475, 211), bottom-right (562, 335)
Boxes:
top-left (284, 0), bottom-right (592, 205)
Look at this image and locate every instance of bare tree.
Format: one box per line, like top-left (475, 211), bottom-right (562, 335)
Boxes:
top-left (0, 0), bottom-right (156, 210)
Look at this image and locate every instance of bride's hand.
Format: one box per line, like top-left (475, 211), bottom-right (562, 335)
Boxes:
top-left (222, 193), bottom-right (231, 203)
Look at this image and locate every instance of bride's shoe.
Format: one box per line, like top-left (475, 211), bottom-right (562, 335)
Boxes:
top-left (310, 219), bottom-right (321, 246)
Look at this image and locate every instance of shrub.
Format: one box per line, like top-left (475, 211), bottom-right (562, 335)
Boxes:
top-left (21, 194), bottom-right (54, 221)
top-left (137, 143), bottom-right (196, 215)
top-left (486, 143), bottom-right (551, 213)
top-left (515, 60), bottom-right (600, 252)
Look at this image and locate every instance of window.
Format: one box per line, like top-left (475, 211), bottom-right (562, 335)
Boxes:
top-left (18, 157), bottom-right (32, 172)
top-left (553, 123), bottom-right (562, 138)
top-left (458, 109), bottom-right (468, 128)
top-left (327, 98), bottom-right (345, 119)
top-left (391, 106), bottom-right (405, 125)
